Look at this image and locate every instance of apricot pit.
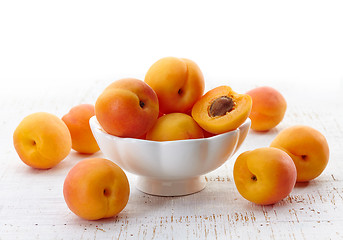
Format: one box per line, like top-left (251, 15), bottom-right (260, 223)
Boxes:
top-left (209, 96), bottom-right (234, 117)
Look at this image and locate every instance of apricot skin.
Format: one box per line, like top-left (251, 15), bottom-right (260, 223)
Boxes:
top-left (270, 125), bottom-right (329, 182)
top-left (95, 78), bottom-right (159, 138)
top-left (63, 158), bottom-right (130, 220)
top-left (146, 113), bottom-right (204, 141)
top-left (233, 147), bottom-right (297, 205)
top-left (13, 112), bottom-right (72, 169)
top-left (62, 104), bottom-right (100, 154)
top-left (246, 86), bottom-right (287, 131)
top-left (192, 86), bottom-right (252, 134)
top-left (145, 57), bottom-right (205, 114)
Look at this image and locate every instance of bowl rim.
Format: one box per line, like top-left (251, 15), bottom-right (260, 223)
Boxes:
top-left (89, 115), bottom-right (251, 145)
top-left (89, 116), bottom-right (251, 145)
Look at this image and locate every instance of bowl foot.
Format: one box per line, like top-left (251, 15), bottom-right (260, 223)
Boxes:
top-left (136, 176), bottom-right (206, 196)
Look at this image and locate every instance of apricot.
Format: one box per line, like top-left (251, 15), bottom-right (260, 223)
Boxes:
top-left (202, 130), bottom-right (217, 138)
top-left (13, 112), bottom-right (72, 169)
top-left (63, 158), bottom-right (130, 220)
top-left (270, 125), bottom-right (329, 182)
top-left (246, 86), bottom-right (287, 131)
top-left (145, 57), bottom-right (205, 114)
top-left (95, 78), bottom-right (159, 138)
top-left (191, 86), bottom-right (252, 134)
top-left (62, 104), bottom-right (100, 154)
top-left (233, 147), bottom-right (297, 205)
top-left (146, 113), bottom-right (204, 141)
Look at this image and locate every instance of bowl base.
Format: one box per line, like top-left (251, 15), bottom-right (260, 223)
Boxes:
top-left (136, 176), bottom-right (207, 196)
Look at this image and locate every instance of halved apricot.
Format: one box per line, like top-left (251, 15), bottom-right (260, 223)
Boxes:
top-left (191, 86), bottom-right (252, 134)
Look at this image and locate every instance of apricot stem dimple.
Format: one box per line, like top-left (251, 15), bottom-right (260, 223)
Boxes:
top-left (103, 188), bottom-right (111, 197)
top-left (251, 175), bottom-right (257, 181)
top-left (209, 96), bottom-right (234, 117)
top-left (301, 155), bottom-right (308, 161)
top-left (139, 100), bottom-right (145, 108)
top-left (178, 88), bottom-right (183, 95)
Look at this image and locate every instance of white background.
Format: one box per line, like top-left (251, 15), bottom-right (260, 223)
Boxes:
top-left (1, 0), bottom-right (343, 98)
top-left (1, 2), bottom-right (343, 239)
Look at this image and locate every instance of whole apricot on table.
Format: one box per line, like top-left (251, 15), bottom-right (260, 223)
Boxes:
top-left (13, 112), bottom-right (72, 169)
top-left (145, 57), bottom-right (205, 114)
top-left (270, 125), bottom-right (329, 182)
top-left (191, 86), bottom-right (252, 134)
top-left (62, 104), bottom-right (100, 154)
top-left (146, 113), bottom-right (204, 141)
top-left (95, 78), bottom-right (159, 138)
top-left (233, 147), bottom-right (297, 205)
top-left (246, 86), bottom-right (287, 131)
top-left (63, 158), bottom-right (130, 220)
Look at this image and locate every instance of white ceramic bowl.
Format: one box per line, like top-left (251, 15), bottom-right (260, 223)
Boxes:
top-left (90, 116), bottom-right (251, 196)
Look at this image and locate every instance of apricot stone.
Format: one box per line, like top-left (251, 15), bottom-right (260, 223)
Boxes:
top-left (209, 96), bottom-right (234, 117)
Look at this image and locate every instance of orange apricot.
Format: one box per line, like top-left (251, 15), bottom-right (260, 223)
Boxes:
top-left (63, 158), bottom-right (130, 220)
top-left (145, 57), bottom-right (205, 114)
top-left (95, 78), bottom-right (159, 138)
top-left (270, 125), bottom-right (329, 182)
top-left (191, 86), bottom-right (252, 134)
top-left (233, 147), bottom-right (297, 205)
top-left (62, 104), bottom-right (100, 154)
top-left (146, 113), bottom-right (204, 141)
top-left (13, 112), bottom-right (72, 169)
top-left (246, 86), bottom-right (287, 131)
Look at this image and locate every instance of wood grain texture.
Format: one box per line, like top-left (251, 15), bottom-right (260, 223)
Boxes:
top-left (1, 80), bottom-right (342, 239)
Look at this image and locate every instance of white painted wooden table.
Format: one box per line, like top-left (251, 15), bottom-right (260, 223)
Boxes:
top-left (1, 78), bottom-right (343, 239)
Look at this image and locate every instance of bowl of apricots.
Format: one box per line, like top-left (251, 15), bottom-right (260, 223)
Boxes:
top-left (90, 57), bottom-right (252, 196)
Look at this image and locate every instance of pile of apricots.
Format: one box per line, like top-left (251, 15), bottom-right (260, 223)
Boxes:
top-left (95, 57), bottom-right (253, 140)
top-left (13, 56), bottom-right (329, 220)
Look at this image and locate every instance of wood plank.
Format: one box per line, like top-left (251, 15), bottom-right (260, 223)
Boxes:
top-left (1, 80), bottom-right (343, 239)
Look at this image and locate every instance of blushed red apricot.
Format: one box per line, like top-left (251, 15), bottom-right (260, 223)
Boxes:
top-left (95, 78), bottom-right (159, 138)
top-left (246, 86), bottom-right (287, 131)
top-left (63, 158), bottom-right (130, 220)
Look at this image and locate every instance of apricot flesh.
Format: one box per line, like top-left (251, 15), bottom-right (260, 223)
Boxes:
top-left (192, 86), bottom-right (252, 134)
